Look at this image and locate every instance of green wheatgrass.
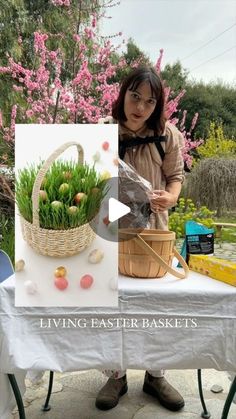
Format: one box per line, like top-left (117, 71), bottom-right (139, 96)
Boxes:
top-left (16, 160), bottom-right (108, 230)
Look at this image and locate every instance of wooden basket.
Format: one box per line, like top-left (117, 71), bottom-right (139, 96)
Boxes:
top-left (19, 142), bottom-right (96, 257)
top-left (119, 229), bottom-right (189, 279)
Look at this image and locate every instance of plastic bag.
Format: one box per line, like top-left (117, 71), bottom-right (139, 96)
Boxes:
top-left (118, 159), bottom-right (153, 228)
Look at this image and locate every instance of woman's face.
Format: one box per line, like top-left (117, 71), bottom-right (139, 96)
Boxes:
top-left (123, 81), bottom-right (157, 131)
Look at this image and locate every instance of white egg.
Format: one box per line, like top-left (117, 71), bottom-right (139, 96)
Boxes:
top-left (24, 280), bottom-right (38, 295)
top-left (88, 249), bottom-right (104, 264)
top-left (92, 151), bottom-right (101, 162)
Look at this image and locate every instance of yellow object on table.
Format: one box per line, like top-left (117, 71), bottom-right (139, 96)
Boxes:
top-left (188, 254), bottom-right (236, 287)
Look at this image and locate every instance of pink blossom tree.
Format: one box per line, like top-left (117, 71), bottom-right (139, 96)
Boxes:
top-left (0, 0), bottom-right (201, 170)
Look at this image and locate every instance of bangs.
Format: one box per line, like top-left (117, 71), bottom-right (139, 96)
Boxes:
top-left (112, 66), bottom-right (166, 135)
top-left (128, 73), bottom-right (160, 100)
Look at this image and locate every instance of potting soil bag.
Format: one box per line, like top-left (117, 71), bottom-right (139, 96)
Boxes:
top-left (178, 221), bottom-right (214, 266)
top-left (185, 221), bottom-right (214, 255)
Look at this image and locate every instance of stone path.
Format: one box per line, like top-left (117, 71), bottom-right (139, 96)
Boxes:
top-left (214, 242), bottom-right (236, 262)
top-left (12, 369), bottom-right (236, 419)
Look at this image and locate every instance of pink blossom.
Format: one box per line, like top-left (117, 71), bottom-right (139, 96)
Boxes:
top-left (92, 15), bottom-right (97, 28)
top-left (0, 67), bottom-right (11, 74)
top-left (13, 85), bottom-right (23, 92)
top-left (49, 51), bottom-right (57, 60)
top-left (11, 105), bottom-right (17, 120)
top-left (190, 112), bottom-right (199, 133)
top-left (84, 28), bottom-right (94, 40)
top-left (26, 110), bottom-right (34, 118)
top-left (73, 34), bottom-right (81, 42)
top-left (164, 86), bottom-right (171, 102)
top-left (34, 32), bottom-right (48, 53)
top-left (180, 110), bottom-right (187, 130)
top-left (155, 49), bottom-right (164, 74)
top-left (51, 0), bottom-right (70, 6)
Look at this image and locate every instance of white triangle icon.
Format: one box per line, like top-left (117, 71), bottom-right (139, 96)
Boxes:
top-left (108, 198), bottom-right (131, 223)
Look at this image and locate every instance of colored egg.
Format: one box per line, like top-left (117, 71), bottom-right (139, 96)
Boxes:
top-left (102, 141), bottom-right (109, 151)
top-left (62, 171), bottom-right (72, 180)
top-left (39, 190), bottom-right (48, 201)
top-left (74, 192), bottom-right (87, 204)
top-left (67, 206), bottom-right (78, 215)
top-left (90, 187), bottom-right (100, 195)
top-left (88, 249), bottom-right (104, 264)
top-left (15, 259), bottom-right (25, 272)
top-left (100, 170), bottom-right (111, 181)
top-left (51, 200), bottom-right (63, 209)
top-left (80, 274), bottom-right (93, 289)
top-left (54, 266), bottom-right (67, 277)
top-left (54, 277), bottom-right (68, 290)
top-left (103, 215), bottom-right (110, 225)
top-left (59, 183), bottom-right (70, 194)
top-left (24, 280), bottom-right (38, 295)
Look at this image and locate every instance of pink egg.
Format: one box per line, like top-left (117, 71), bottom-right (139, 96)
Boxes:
top-left (54, 277), bottom-right (68, 290)
top-left (80, 274), bottom-right (94, 289)
top-left (102, 141), bottom-right (109, 151)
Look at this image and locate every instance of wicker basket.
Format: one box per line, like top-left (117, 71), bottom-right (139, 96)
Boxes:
top-left (119, 229), bottom-right (189, 279)
top-left (19, 142), bottom-right (96, 257)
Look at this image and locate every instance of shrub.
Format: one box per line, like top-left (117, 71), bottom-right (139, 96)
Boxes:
top-left (0, 214), bottom-right (14, 265)
top-left (184, 158), bottom-right (236, 216)
top-left (0, 168), bottom-right (14, 218)
top-left (168, 198), bottom-right (215, 238)
top-left (194, 122), bottom-right (236, 164)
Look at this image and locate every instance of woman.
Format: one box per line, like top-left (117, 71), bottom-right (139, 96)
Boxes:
top-left (96, 66), bottom-right (185, 412)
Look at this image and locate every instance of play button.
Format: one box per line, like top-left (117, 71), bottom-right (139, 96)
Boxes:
top-left (89, 176), bottom-right (151, 242)
top-left (108, 198), bottom-right (131, 222)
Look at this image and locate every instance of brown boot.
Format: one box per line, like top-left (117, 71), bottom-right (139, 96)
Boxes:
top-left (95, 375), bottom-right (128, 410)
top-left (143, 372), bottom-right (185, 411)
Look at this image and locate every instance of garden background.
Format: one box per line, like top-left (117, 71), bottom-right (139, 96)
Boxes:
top-left (0, 0), bottom-right (236, 264)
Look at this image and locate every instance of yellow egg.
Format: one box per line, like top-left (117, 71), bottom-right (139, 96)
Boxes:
top-left (54, 266), bottom-right (67, 277)
top-left (15, 259), bottom-right (25, 272)
top-left (100, 170), bottom-right (111, 180)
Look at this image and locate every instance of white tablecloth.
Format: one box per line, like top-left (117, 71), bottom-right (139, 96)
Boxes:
top-left (1, 272), bottom-right (236, 418)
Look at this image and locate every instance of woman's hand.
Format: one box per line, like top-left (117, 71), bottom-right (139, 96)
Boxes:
top-left (149, 190), bottom-right (177, 213)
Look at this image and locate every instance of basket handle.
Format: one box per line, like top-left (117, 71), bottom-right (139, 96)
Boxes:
top-left (32, 142), bottom-right (84, 227)
top-left (134, 234), bottom-right (189, 279)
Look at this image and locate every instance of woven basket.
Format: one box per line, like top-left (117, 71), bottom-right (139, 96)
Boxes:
top-left (119, 229), bottom-right (189, 279)
top-left (19, 142), bottom-right (96, 257)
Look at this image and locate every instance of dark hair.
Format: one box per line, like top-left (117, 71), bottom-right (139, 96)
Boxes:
top-left (112, 66), bottom-right (166, 134)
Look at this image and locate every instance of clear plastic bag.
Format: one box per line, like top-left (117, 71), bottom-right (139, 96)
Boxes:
top-left (118, 159), bottom-right (153, 229)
